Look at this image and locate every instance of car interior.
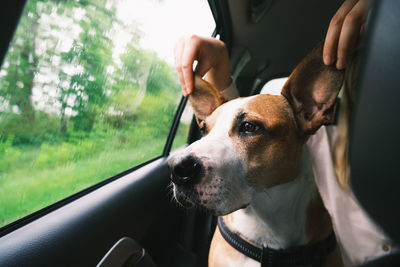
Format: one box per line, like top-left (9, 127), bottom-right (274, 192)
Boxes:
top-left (0, 0), bottom-right (399, 266)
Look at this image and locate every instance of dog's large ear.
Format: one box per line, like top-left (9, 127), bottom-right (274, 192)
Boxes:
top-left (189, 75), bottom-right (225, 124)
top-left (281, 42), bottom-right (345, 135)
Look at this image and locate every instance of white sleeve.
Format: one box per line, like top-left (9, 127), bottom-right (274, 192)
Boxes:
top-left (220, 80), bottom-right (239, 100)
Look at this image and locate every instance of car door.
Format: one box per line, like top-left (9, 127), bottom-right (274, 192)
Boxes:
top-left (0, 1), bottom-right (218, 266)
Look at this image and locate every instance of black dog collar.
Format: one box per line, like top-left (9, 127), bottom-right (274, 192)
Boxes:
top-left (217, 217), bottom-right (337, 267)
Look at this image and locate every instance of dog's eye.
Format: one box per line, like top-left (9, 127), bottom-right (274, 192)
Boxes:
top-left (239, 121), bottom-right (259, 134)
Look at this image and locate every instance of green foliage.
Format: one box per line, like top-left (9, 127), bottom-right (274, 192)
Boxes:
top-left (0, 112), bottom-right (60, 145)
top-left (0, 0), bottom-right (189, 228)
top-left (0, 135), bottom-right (21, 172)
top-left (0, 136), bottom-right (168, 227)
top-left (35, 140), bottom-right (99, 168)
top-left (146, 58), bottom-right (181, 95)
top-left (58, 0), bottom-right (117, 133)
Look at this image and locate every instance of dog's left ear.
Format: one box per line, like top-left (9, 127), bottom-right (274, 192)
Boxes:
top-left (189, 75), bottom-right (225, 124)
top-left (281, 42), bottom-right (345, 135)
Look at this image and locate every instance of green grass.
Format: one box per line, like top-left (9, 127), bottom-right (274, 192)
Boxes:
top-left (0, 124), bottom-right (189, 228)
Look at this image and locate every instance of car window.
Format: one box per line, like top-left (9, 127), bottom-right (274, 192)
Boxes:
top-left (171, 102), bottom-right (193, 151)
top-left (0, 0), bottom-right (214, 228)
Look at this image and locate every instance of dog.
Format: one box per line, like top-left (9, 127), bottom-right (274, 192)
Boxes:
top-left (168, 43), bottom-right (345, 267)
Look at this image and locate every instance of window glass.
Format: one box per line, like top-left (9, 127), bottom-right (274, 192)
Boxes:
top-left (0, 0), bottom-right (214, 227)
top-left (171, 102), bottom-right (193, 151)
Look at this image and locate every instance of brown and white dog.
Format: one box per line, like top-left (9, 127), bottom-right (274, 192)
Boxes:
top-left (168, 43), bottom-right (347, 267)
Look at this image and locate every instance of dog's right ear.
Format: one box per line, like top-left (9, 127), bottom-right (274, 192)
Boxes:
top-left (189, 75), bottom-right (225, 124)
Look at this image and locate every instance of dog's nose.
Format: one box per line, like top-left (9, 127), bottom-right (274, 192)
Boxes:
top-left (170, 156), bottom-right (202, 186)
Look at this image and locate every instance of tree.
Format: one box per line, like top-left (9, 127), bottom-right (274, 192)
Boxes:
top-left (60, 0), bottom-right (118, 133)
top-left (0, 1), bottom-right (45, 128)
top-left (0, 1), bottom-right (64, 144)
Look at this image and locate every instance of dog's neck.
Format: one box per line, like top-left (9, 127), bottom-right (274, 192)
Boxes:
top-left (225, 147), bottom-right (318, 250)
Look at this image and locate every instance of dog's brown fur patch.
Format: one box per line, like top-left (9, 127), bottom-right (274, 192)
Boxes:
top-left (209, 225), bottom-right (240, 266)
top-left (229, 95), bottom-right (304, 190)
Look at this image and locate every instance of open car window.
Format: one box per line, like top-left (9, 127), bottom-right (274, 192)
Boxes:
top-left (0, 0), bottom-right (214, 229)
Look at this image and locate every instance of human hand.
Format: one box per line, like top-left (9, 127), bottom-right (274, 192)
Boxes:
top-left (174, 35), bottom-right (231, 96)
top-left (323, 0), bottom-right (369, 69)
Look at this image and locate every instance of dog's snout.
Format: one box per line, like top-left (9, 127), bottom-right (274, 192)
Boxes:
top-left (170, 156), bottom-right (203, 186)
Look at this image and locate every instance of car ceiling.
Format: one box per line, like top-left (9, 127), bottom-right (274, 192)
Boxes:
top-left (217, 0), bottom-right (344, 96)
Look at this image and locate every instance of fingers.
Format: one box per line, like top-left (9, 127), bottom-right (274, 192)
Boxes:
top-left (323, 0), bottom-right (359, 66)
top-left (174, 36), bottom-right (187, 95)
top-left (336, 0), bottom-right (369, 69)
top-left (181, 36), bottom-right (200, 96)
top-left (174, 35), bottom-right (201, 96)
top-left (323, 0), bottom-right (369, 69)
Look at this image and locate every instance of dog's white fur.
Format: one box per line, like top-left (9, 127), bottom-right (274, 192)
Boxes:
top-left (230, 147), bottom-right (316, 249)
top-left (226, 150), bottom-right (317, 267)
top-left (172, 97), bottom-right (254, 215)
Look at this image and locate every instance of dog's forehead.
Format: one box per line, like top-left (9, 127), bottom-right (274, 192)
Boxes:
top-left (207, 94), bottom-right (294, 132)
top-left (206, 97), bottom-right (254, 134)
top-left (244, 94), bottom-right (294, 122)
